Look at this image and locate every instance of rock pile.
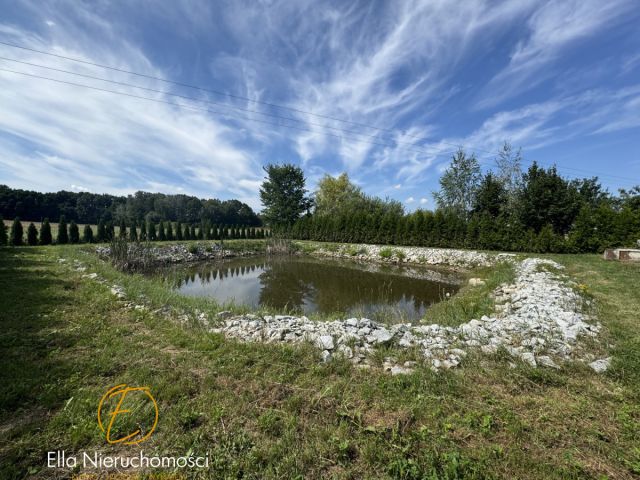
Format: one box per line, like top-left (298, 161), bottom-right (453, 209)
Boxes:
top-left (309, 243), bottom-right (504, 268)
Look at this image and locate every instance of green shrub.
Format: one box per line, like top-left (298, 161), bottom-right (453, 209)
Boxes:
top-left (27, 223), bottom-right (38, 246)
top-left (69, 221), bottom-right (79, 244)
top-left (40, 219), bottom-right (52, 245)
top-left (379, 247), bottom-right (393, 259)
top-left (10, 218), bottom-right (23, 246)
top-left (83, 224), bottom-right (94, 243)
top-left (57, 216), bottom-right (68, 244)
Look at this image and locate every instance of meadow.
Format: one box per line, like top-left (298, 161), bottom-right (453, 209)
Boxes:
top-left (0, 241), bottom-right (638, 479)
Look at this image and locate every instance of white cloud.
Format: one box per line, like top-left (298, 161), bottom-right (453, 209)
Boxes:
top-left (0, 9), bottom-right (266, 209)
top-left (420, 197), bottom-right (428, 205)
top-left (405, 196), bottom-right (414, 204)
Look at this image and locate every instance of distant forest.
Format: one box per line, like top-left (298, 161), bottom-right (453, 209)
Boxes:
top-left (0, 185), bottom-right (262, 226)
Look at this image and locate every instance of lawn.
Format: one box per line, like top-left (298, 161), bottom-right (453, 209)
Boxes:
top-left (0, 244), bottom-right (638, 479)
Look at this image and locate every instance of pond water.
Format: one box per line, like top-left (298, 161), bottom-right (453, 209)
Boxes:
top-left (156, 255), bottom-right (462, 322)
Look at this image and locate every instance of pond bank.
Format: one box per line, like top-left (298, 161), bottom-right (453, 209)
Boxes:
top-left (91, 241), bottom-right (606, 374)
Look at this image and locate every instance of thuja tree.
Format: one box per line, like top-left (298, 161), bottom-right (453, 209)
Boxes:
top-left (40, 218), bottom-right (52, 245)
top-left (83, 224), bottom-right (94, 243)
top-left (119, 219), bottom-right (127, 239)
top-left (166, 221), bottom-right (174, 241)
top-left (10, 217), bottom-right (23, 246)
top-left (107, 222), bottom-right (115, 241)
top-left (27, 222), bottom-right (38, 245)
top-left (69, 221), bottom-right (80, 244)
top-left (158, 221), bottom-right (166, 241)
top-left (176, 222), bottom-right (183, 241)
top-left (140, 221), bottom-right (147, 241)
top-left (96, 220), bottom-right (106, 242)
top-left (129, 220), bottom-right (138, 242)
top-left (147, 221), bottom-right (157, 241)
top-left (57, 216), bottom-right (69, 244)
top-left (0, 216), bottom-right (7, 245)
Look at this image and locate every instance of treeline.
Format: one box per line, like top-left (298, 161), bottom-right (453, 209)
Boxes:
top-left (0, 216), bottom-right (270, 246)
top-left (0, 186), bottom-right (261, 226)
top-left (261, 146), bottom-right (640, 253)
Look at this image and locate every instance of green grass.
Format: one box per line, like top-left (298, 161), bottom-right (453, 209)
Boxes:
top-left (0, 246), bottom-right (639, 478)
top-left (425, 261), bottom-right (516, 327)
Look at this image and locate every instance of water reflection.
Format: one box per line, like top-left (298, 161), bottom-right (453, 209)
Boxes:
top-left (158, 255), bottom-right (461, 322)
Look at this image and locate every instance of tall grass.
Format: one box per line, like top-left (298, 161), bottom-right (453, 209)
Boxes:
top-left (109, 238), bottom-right (155, 272)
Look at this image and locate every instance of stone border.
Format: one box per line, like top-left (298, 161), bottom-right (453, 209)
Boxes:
top-left (209, 256), bottom-right (606, 374)
top-left (84, 244), bottom-right (609, 374)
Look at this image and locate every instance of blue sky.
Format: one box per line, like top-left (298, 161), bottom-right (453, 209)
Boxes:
top-left (0, 0), bottom-right (639, 211)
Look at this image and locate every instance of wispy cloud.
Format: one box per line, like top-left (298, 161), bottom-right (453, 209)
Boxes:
top-left (0, 0), bottom-right (639, 208)
top-left (0, 5), bottom-right (266, 208)
top-left (477, 0), bottom-right (634, 108)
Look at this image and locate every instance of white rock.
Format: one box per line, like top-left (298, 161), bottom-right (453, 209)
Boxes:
top-left (368, 328), bottom-right (393, 344)
top-left (520, 352), bottom-right (537, 367)
top-left (537, 356), bottom-right (559, 369)
top-left (316, 335), bottom-right (335, 350)
top-left (589, 357), bottom-right (611, 373)
top-left (391, 366), bottom-right (414, 375)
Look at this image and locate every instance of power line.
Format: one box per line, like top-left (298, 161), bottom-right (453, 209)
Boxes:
top-left (0, 55), bottom-right (455, 157)
top-left (0, 39), bottom-right (414, 135)
top-left (1, 66), bottom-right (637, 184)
top-left (0, 41), bottom-right (634, 183)
top-left (0, 66), bottom-right (462, 160)
top-left (0, 53), bottom-right (637, 184)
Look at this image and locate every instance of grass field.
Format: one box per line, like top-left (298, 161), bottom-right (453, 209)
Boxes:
top-left (0, 243), bottom-right (638, 479)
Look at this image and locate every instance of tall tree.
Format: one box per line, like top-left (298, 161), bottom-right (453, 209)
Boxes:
top-left (495, 142), bottom-right (523, 200)
top-left (260, 164), bottom-right (312, 228)
top-left (57, 215), bottom-right (69, 244)
top-left (518, 163), bottom-right (581, 234)
top-left (472, 173), bottom-right (507, 218)
top-left (433, 149), bottom-right (482, 218)
top-left (314, 173), bottom-right (362, 216)
top-left (40, 218), bottom-right (52, 245)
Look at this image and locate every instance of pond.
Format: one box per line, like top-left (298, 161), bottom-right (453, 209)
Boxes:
top-left (155, 255), bottom-right (462, 322)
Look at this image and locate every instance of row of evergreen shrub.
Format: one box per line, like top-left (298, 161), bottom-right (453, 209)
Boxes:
top-left (0, 215), bottom-right (270, 246)
top-left (282, 205), bottom-right (640, 254)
